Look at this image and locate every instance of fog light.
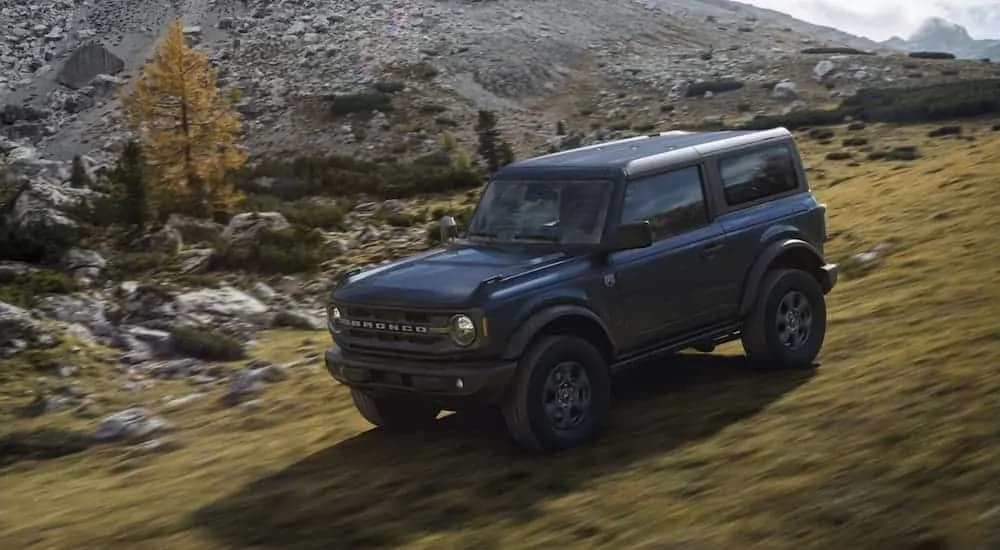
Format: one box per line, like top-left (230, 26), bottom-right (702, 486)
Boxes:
top-left (455, 378), bottom-right (464, 389)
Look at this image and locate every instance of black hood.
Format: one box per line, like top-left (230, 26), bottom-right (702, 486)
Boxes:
top-left (331, 244), bottom-right (572, 308)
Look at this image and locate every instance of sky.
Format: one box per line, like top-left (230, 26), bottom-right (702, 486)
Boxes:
top-left (739, 0), bottom-right (1000, 41)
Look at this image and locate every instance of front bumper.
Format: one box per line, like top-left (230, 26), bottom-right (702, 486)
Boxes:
top-left (324, 346), bottom-right (518, 404)
top-left (820, 263), bottom-right (838, 293)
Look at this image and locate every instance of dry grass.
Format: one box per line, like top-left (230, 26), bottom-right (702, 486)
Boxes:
top-left (2, 119), bottom-right (1000, 549)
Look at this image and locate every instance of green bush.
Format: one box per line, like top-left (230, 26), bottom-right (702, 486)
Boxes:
top-left (842, 137), bottom-right (868, 147)
top-left (236, 157), bottom-right (484, 201)
top-left (740, 80), bottom-right (1000, 130)
top-left (685, 80), bottom-right (744, 97)
top-left (927, 125), bottom-right (962, 137)
top-left (0, 220), bottom-right (82, 265)
top-left (209, 225), bottom-right (326, 274)
top-left (800, 47), bottom-right (872, 55)
top-left (809, 128), bottom-right (835, 140)
top-left (372, 81), bottom-right (405, 93)
top-left (0, 268), bottom-right (79, 308)
top-left (869, 146), bottom-right (920, 161)
top-left (275, 200), bottom-right (348, 230)
top-left (329, 92), bottom-right (393, 116)
top-left (992, 123), bottom-right (1000, 131)
top-left (908, 51), bottom-right (956, 60)
top-left (110, 252), bottom-right (173, 277)
top-left (170, 325), bottom-right (246, 361)
top-left (825, 151), bottom-right (852, 160)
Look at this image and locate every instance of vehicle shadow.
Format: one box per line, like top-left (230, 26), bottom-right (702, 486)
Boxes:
top-left (190, 354), bottom-right (816, 549)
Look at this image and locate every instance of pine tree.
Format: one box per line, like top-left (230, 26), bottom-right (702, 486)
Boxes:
top-left (111, 140), bottom-right (151, 235)
top-left (121, 19), bottom-right (246, 219)
top-left (475, 110), bottom-right (515, 174)
top-left (69, 155), bottom-right (92, 188)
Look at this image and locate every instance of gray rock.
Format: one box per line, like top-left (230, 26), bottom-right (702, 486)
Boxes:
top-left (772, 81), bottom-right (798, 100)
top-left (93, 408), bottom-right (172, 443)
top-left (222, 211), bottom-right (290, 242)
top-left (57, 41), bottom-right (125, 90)
top-left (61, 248), bottom-right (106, 286)
top-left (0, 301), bottom-right (57, 350)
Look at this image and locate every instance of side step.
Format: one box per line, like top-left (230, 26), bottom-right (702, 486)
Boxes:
top-left (610, 322), bottom-right (742, 373)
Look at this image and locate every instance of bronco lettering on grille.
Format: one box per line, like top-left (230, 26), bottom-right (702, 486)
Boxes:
top-left (341, 319), bottom-right (430, 333)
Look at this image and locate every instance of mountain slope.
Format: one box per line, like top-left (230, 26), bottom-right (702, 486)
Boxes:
top-left (3, 0), bottom-right (890, 163)
top-left (882, 17), bottom-right (1000, 59)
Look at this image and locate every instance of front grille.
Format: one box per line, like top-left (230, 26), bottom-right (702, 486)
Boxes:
top-left (334, 304), bottom-right (454, 355)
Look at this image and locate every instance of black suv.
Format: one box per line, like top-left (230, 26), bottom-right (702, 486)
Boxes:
top-left (324, 127), bottom-right (837, 451)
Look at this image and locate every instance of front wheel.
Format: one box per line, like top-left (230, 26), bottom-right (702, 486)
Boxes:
top-left (741, 268), bottom-right (828, 370)
top-left (350, 389), bottom-right (442, 430)
top-left (502, 335), bottom-right (611, 452)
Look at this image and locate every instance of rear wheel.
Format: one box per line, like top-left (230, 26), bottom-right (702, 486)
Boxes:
top-left (741, 268), bottom-right (827, 370)
top-left (350, 389), bottom-right (442, 430)
top-left (502, 335), bottom-right (611, 452)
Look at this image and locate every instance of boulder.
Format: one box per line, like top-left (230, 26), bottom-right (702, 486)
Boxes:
top-left (221, 212), bottom-right (289, 242)
top-left (57, 42), bottom-right (125, 90)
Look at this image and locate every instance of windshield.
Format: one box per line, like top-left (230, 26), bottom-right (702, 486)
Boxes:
top-left (466, 179), bottom-right (613, 245)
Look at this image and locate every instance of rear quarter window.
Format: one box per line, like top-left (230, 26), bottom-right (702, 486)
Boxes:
top-left (717, 143), bottom-right (800, 207)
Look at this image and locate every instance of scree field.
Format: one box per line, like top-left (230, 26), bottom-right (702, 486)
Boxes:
top-left (1, 120), bottom-right (999, 550)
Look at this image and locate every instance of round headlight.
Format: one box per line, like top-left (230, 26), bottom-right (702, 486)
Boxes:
top-left (449, 314), bottom-right (477, 346)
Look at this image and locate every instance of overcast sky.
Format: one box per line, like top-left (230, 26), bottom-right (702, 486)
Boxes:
top-left (739, 0), bottom-right (1000, 41)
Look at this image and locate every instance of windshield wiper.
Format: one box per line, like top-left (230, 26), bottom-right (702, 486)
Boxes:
top-left (511, 233), bottom-right (560, 242)
top-left (466, 230), bottom-right (500, 241)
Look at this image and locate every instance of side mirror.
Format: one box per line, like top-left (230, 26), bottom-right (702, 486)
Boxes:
top-left (610, 221), bottom-right (653, 251)
top-left (439, 215), bottom-right (458, 242)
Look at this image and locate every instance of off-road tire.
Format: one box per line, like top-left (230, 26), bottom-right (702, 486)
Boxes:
top-left (350, 389), bottom-right (441, 430)
top-left (502, 335), bottom-right (611, 452)
top-left (742, 268), bottom-right (827, 370)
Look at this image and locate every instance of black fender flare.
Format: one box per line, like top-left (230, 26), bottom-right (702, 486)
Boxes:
top-left (738, 238), bottom-right (825, 316)
top-left (501, 304), bottom-right (614, 361)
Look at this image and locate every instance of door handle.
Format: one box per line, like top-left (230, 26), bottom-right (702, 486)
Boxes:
top-left (701, 242), bottom-right (724, 258)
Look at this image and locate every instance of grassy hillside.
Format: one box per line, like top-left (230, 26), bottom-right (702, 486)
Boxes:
top-left (2, 120), bottom-right (1000, 549)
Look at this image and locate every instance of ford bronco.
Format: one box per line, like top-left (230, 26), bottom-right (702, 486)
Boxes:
top-left (324, 127), bottom-right (837, 452)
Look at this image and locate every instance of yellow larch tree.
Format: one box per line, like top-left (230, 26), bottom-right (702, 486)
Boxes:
top-left (121, 19), bottom-right (246, 219)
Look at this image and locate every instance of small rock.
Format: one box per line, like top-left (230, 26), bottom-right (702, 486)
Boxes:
top-left (92, 408), bottom-right (171, 443)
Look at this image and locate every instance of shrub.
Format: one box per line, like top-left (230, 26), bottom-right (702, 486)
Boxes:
top-left (0, 268), bottom-right (79, 308)
top-left (329, 92), bottom-right (393, 116)
top-left (842, 137), bottom-right (868, 147)
top-left (372, 81), bottom-right (405, 93)
top-left (209, 225), bottom-right (326, 274)
top-left (992, 123), bottom-right (1000, 131)
top-left (800, 47), bottom-right (872, 55)
top-left (741, 79), bottom-right (1000, 130)
top-left (908, 51), bottom-right (956, 60)
top-left (69, 155), bottom-right (91, 188)
top-left (170, 325), bottom-right (246, 361)
top-left (236, 157), bottom-right (485, 201)
top-left (869, 146), bottom-right (920, 161)
top-left (809, 128), bottom-right (835, 140)
top-left (110, 252), bottom-right (173, 277)
top-left (825, 151), bottom-right (852, 160)
top-left (740, 109), bottom-right (845, 130)
top-left (927, 125), bottom-right (962, 137)
top-left (275, 200), bottom-right (348, 230)
top-left (846, 121), bottom-right (867, 131)
top-left (685, 80), bottom-right (744, 97)
top-left (0, 220), bottom-right (82, 265)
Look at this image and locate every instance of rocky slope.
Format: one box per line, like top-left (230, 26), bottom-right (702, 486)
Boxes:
top-left (0, 0), bottom-right (902, 164)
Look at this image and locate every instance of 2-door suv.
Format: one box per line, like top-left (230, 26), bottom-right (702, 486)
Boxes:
top-left (324, 127), bottom-right (837, 452)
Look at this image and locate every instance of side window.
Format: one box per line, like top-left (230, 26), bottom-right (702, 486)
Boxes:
top-left (718, 144), bottom-right (799, 206)
top-left (621, 166), bottom-right (709, 240)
